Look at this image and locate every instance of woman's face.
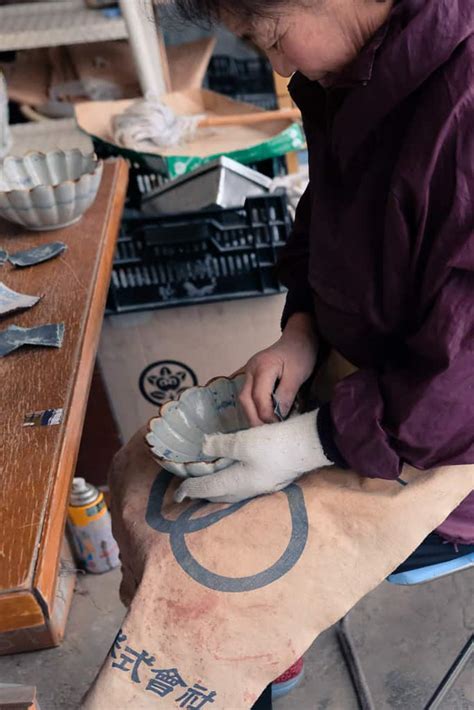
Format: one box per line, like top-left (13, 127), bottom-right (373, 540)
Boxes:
top-left (223, 0), bottom-right (392, 84)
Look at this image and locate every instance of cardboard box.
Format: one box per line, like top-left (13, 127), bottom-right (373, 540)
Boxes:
top-left (75, 88), bottom-right (305, 178)
top-left (98, 295), bottom-right (286, 442)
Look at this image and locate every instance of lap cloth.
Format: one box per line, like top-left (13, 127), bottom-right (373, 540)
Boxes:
top-left (82, 355), bottom-right (474, 709)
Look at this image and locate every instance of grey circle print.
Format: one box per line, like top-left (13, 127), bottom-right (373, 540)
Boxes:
top-left (146, 471), bottom-right (309, 593)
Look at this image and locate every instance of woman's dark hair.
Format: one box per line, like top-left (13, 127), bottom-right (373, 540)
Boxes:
top-left (174, 0), bottom-right (288, 25)
top-left (174, 0), bottom-right (389, 25)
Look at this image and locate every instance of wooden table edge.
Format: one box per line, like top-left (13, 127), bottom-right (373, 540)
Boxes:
top-left (0, 590), bottom-right (45, 635)
top-left (31, 158), bottom-right (128, 614)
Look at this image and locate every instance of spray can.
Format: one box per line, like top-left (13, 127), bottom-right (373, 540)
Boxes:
top-left (68, 478), bottom-right (120, 574)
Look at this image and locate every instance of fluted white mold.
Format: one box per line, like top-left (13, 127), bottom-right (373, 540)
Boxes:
top-left (0, 149), bottom-right (103, 230)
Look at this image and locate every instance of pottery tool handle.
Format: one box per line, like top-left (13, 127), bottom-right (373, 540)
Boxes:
top-left (199, 108), bottom-right (301, 128)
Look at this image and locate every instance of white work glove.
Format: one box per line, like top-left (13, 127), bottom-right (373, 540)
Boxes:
top-left (174, 410), bottom-right (331, 504)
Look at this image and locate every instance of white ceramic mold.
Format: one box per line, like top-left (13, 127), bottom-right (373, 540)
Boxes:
top-left (0, 149), bottom-right (103, 231)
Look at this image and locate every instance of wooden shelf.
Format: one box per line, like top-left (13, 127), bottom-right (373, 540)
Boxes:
top-left (0, 0), bottom-right (128, 52)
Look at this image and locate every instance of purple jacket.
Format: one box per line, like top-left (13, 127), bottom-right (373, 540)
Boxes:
top-left (277, 0), bottom-right (474, 543)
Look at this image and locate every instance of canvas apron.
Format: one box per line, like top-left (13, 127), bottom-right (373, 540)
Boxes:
top-left (82, 352), bottom-right (474, 709)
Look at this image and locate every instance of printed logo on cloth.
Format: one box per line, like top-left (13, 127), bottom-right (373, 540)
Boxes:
top-left (110, 630), bottom-right (217, 708)
top-left (146, 472), bottom-right (309, 593)
top-left (139, 361), bottom-right (198, 405)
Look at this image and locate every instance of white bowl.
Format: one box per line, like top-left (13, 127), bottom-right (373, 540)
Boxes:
top-left (146, 374), bottom-right (249, 477)
top-left (0, 149), bottom-right (103, 231)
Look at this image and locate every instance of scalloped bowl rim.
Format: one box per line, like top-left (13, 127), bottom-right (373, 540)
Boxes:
top-left (0, 149), bottom-right (103, 195)
top-left (146, 372), bottom-right (246, 468)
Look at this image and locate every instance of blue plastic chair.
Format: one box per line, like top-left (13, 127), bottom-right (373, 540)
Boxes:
top-left (337, 554), bottom-right (474, 710)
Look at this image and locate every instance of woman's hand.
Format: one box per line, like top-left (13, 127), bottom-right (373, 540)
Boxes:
top-left (175, 408), bottom-right (330, 504)
top-left (238, 312), bottom-right (318, 426)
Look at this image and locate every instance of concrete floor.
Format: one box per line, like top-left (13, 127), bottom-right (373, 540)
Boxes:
top-left (0, 566), bottom-right (472, 709)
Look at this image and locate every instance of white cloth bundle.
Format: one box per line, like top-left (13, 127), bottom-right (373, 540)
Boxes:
top-left (113, 96), bottom-right (204, 151)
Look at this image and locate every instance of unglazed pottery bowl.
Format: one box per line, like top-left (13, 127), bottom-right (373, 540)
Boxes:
top-left (146, 374), bottom-right (249, 477)
top-left (0, 149), bottom-right (103, 230)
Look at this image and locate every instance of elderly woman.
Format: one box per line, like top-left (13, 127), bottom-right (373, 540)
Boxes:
top-left (171, 0), bottom-right (474, 705)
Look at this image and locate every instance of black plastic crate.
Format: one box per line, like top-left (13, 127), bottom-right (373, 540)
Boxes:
top-left (206, 55), bottom-right (275, 95)
top-left (92, 138), bottom-right (168, 208)
top-left (126, 163), bottom-right (167, 209)
top-left (248, 156), bottom-right (287, 180)
top-left (106, 193), bottom-right (291, 313)
top-left (234, 93), bottom-right (278, 110)
top-left (206, 55), bottom-right (278, 111)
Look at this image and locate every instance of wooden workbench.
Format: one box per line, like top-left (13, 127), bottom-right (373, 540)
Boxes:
top-left (0, 159), bottom-right (128, 654)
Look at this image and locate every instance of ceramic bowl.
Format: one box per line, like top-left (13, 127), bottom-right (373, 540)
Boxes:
top-left (0, 149), bottom-right (103, 231)
top-left (146, 374), bottom-right (249, 477)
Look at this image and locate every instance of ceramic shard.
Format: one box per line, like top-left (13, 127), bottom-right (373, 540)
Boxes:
top-left (0, 323), bottom-right (65, 357)
top-left (0, 281), bottom-right (41, 315)
top-left (8, 241), bottom-right (67, 267)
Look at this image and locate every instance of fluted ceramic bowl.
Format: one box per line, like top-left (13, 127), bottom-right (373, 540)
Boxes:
top-left (146, 374), bottom-right (249, 477)
top-left (0, 149), bottom-right (103, 231)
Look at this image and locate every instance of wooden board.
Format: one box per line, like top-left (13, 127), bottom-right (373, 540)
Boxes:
top-left (0, 159), bottom-right (128, 636)
top-left (0, 684), bottom-right (40, 710)
top-left (0, 536), bottom-right (77, 655)
top-left (273, 72), bottom-right (301, 174)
